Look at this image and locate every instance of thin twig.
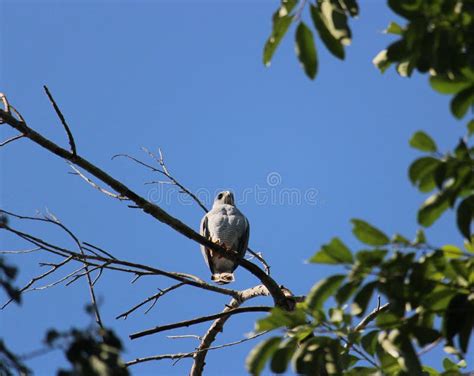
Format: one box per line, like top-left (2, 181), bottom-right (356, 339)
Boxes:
top-left (354, 302), bottom-right (390, 332)
top-left (69, 164), bottom-right (128, 201)
top-left (0, 247), bottom-right (40, 254)
top-left (0, 134), bottom-right (24, 147)
top-left (43, 85), bottom-right (76, 155)
top-left (126, 331), bottom-right (269, 367)
top-left (116, 283), bottom-right (185, 320)
top-left (129, 306), bottom-right (272, 340)
top-left (1, 256), bottom-right (73, 309)
top-left (167, 334), bottom-right (202, 340)
top-left (190, 284), bottom-right (270, 375)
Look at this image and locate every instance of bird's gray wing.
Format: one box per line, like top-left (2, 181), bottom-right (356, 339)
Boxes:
top-left (232, 216), bottom-right (249, 272)
top-left (200, 214), bottom-right (215, 273)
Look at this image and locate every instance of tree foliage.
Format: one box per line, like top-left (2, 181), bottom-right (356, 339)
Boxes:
top-left (248, 0), bottom-right (474, 374)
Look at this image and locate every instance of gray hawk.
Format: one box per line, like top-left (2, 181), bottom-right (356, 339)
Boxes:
top-left (200, 191), bottom-right (249, 284)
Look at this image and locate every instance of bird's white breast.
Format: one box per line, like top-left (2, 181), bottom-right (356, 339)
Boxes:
top-left (207, 204), bottom-right (245, 249)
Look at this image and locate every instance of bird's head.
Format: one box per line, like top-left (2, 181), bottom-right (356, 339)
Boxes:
top-left (213, 191), bottom-right (235, 207)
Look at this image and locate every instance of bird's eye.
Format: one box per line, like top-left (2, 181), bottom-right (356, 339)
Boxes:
top-left (217, 193), bottom-right (223, 200)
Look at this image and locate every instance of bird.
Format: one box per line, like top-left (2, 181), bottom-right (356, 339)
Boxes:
top-left (200, 191), bottom-right (249, 284)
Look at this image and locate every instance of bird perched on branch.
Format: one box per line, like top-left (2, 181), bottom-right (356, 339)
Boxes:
top-left (200, 191), bottom-right (249, 284)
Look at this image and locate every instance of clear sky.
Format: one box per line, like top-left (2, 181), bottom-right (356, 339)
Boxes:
top-left (0, 1), bottom-right (470, 375)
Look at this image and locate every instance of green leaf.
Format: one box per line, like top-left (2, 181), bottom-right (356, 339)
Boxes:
top-left (430, 76), bottom-right (471, 94)
top-left (467, 119), bottom-right (474, 137)
top-left (351, 281), bottom-right (377, 316)
top-left (361, 330), bottom-right (379, 356)
top-left (422, 365), bottom-right (441, 375)
top-left (263, 0), bottom-right (298, 66)
top-left (320, 0), bottom-right (351, 45)
top-left (373, 49), bottom-right (392, 73)
top-left (255, 307), bottom-right (307, 332)
top-left (384, 21), bottom-right (403, 35)
top-left (309, 237), bottom-right (353, 264)
top-left (246, 337), bottom-right (282, 376)
top-left (409, 131), bottom-right (437, 152)
top-left (457, 196), bottom-right (474, 239)
top-left (356, 249), bottom-right (388, 267)
top-left (270, 338), bottom-right (297, 373)
top-left (441, 244), bottom-right (463, 259)
top-left (418, 193), bottom-right (450, 227)
top-left (413, 229), bottom-right (426, 245)
top-left (392, 233), bottom-right (410, 245)
top-left (306, 275), bottom-right (345, 311)
top-left (310, 4), bottom-right (344, 59)
top-left (408, 157), bottom-right (439, 186)
top-left (351, 219), bottom-right (390, 246)
top-left (295, 22), bottom-right (318, 79)
top-left (451, 86), bottom-right (474, 119)
top-left (339, 0), bottom-right (359, 16)
top-left (423, 288), bottom-right (457, 311)
top-left (336, 280), bottom-right (361, 305)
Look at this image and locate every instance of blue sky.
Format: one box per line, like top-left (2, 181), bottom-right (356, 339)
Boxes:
top-left (0, 0), bottom-right (469, 375)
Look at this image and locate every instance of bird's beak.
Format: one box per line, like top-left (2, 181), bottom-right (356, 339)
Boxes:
top-left (224, 192), bottom-right (234, 205)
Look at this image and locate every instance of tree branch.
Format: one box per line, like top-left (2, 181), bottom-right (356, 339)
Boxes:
top-left (43, 85), bottom-right (77, 155)
top-left (115, 282), bottom-right (185, 320)
top-left (125, 331), bottom-right (268, 367)
top-left (129, 306), bottom-right (272, 340)
top-left (190, 284), bottom-right (270, 375)
top-left (0, 106), bottom-right (289, 308)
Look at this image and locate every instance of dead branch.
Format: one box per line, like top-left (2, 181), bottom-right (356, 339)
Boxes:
top-left (125, 331), bottom-right (268, 367)
top-left (0, 134), bottom-right (24, 147)
top-left (190, 284), bottom-right (270, 375)
top-left (1, 256), bottom-right (73, 309)
top-left (0, 106), bottom-right (289, 308)
top-left (115, 282), bottom-right (185, 320)
top-left (129, 305), bottom-right (272, 340)
top-left (2, 220), bottom-right (240, 299)
top-left (116, 148), bottom-right (272, 275)
top-left (43, 85), bottom-right (77, 155)
top-left (68, 164), bottom-right (128, 200)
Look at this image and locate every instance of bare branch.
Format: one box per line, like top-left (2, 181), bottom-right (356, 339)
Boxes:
top-left (190, 284), bottom-right (270, 375)
top-left (115, 283), bottom-right (185, 320)
top-left (0, 247), bottom-right (40, 254)
top-left (167, 335), bottom-right (202, 340)
top-left (0, 108), bottom-right (289, 308)
top-left (0, 134), bottom-right (24, 147)
top-left (354, 302), bottom-right (390, 332)
top-left (126, 331), bottom-right (269, 367)
top-left (43, 85), bottom-right (77, 155)
top-left (69, 164), bottom-right (128, 201)
top-left (2, 221), bottom-right (240, 298)
top-left (129, 306), bottom-right (272, 340)
top-left (1, 256), bottom-right (73, 309)
top-left (118, 148), bottom-right (272, 275)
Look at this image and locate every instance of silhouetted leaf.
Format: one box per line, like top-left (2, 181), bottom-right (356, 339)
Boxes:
top-left (451, 86), bottom-right (474, 119)
top-left (457, 196), bottom-right (473, 239)
top-left (310, 4), bottom-right (344, 59)
top-left (246, 337), bottom-right (282, 376)
top-left (270, 338), bottom-right (297, 373)
top-left (306, 275), bottom-right (345, 311)
top-left (351, 281), bottom-right (377, 316)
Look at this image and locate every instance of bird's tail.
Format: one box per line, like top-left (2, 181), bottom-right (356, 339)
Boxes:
top-left (211, 272), bottom-right (235, 285)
